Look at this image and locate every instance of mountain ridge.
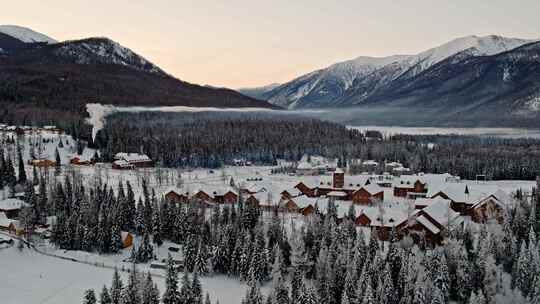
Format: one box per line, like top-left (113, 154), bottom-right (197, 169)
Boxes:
top-left (241, 35), bottom-right (537, 110)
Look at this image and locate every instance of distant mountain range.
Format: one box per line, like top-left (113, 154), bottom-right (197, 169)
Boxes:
top-left (0, 25), bottom-right (275, 120)
top-left (240, 35), bottom-right (540, 127)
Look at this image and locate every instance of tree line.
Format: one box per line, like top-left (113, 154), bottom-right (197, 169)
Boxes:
top-left (95, 111), bottom-right (540, 180)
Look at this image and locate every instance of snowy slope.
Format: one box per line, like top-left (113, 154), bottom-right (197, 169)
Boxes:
top-left (260, 35), bottom-right (535, 109)
top-left (53, 37), bottom-right (165, 74)
top-left (0, 25), bottom-right (57, 44)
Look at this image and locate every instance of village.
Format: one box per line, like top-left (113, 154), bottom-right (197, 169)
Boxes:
top-left (0, 125), bottom-right (532, 246)
top-left (0, 124), bottom-right (538, 304)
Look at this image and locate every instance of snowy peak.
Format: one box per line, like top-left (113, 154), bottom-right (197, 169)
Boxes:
top-left (256, 34), bottom-right (536, 109)
top-left (0, 25), bottom-right (57, 44)
top-left (414, 35), bottom-right (533, 70)
top-left (52, 37), bottom-right (165, 75)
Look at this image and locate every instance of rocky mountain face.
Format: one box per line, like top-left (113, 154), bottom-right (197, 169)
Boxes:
top-left (241, 35), bottom-right (537, 112)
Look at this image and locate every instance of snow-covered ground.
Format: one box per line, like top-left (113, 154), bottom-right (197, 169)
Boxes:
top-left (0, 244), bottom-right (266, 304)
top-left (348, 125), bottom-right (540, 138)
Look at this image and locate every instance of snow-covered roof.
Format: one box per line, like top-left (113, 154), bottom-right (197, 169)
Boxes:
top-left (326, 191), bottom-right (348, 197)
top-left (0, 198), bottom-right (26, 211)
top-left (281, 187), bottom-right (302, 197)
top-left (362, 160), bottom-right (379, 166)
top-left (414, 196), bottom-right (451, 208)
top-left (360, 206), bottom-right (409, 227)
top-left (334, 168), bottom-right (345, 174)
top-left (0, 212), bottom-right (19, 228)
top-left (297, 162), bottom-right (313, 170)
top-left (416, 215), bottom-right (441, 234)
top-left (122, 153), bottom-right (151, 163)
top-left (286, 196), bottom-right (321, 209)
top-left (420, 198), bottom-right (461, 228)
top-left (430, 183), bottom-right (501, 205)
top-left (359, 184), bottom-right (384, 195)
top-left (113, 160), bottom-right (130, 167)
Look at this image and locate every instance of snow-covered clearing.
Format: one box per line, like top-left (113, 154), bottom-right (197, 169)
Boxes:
top-left (0, 244), bottom-right (265, 304)
top-left (348, 125), bottom-right (540, 138)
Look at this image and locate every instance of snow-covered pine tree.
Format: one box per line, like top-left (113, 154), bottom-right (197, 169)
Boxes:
top-left (110, 224), bottom-right (123, 253)
top-left (136, 232), bottom-right (154, 263)
top-left (141, 272), bottom-right (159, 304)
top-left (121, 263), bottom-right (141, 304)
top-left (297, 281), bottom-right (318, 304)
top-left (152, 206), bottom-right (163, 247)
top-left (83, 289), bottom-right (97, 304)
top-left (242, 279), bottom-right (264, 304)
top-left (483, 255), bottom-right (498, 303)
top-left (162, 254), bottom-right (181, 304)
top-left (195, 240), bottom-right (209, 275)
top-left (17, 148), bottom-right (26, 184)
top-left (361, 282), bottom-right (374, 304)
top-left (515, 241), bottom-right (533, 296)
top-left (192, 271), bottom-right (203, 304)
top-left (179, 270), bottom-right (192, 304)
top-left (99, 285), bottom-right (112, 304)
top-left (290, 267), bottom-right (303, 303)
top-left (110, 268), bottom-right (123, 304)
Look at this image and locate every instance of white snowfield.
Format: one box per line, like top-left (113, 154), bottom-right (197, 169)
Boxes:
top-left (0, 25), bottom-right (57, 44)
top-left (0, 245), bottom-right (261, 304)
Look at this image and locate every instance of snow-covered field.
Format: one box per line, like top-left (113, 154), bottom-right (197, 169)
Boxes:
top-left (348, 125), bottom-right (540, 138)
top-left (0, 244), bottom-right (265, 304)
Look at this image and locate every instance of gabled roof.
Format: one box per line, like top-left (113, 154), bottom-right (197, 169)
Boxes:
top-left (359, 206), bottom-right (409, 227)
top-left (281, 187), bottom-right (302, 197)
top-left (358, 184), bottom-right (384, 195)
top-left (286, 195), bottom-right (321, 209)
top-left (417, 198), bottom-right (462, 231)
top-left (431, 183), bottom-right (501, 205)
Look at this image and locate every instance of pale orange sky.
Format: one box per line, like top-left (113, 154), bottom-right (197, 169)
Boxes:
top-left (3, 0), bottom-right (540, 88)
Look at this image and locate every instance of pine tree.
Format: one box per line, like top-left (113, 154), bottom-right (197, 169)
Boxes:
top-left (110, 268), bottom-right (123, 304)
top-left (179, 270), bottom-right (192, 304)
top-left (195, 241), bottom-right (209, 275)
top-left (136, 232), bottom-right (154, 263)
top-left (17, 148), bottom-right (26, 184)
top-left (290, 267), bottom-right (303, 303)
top-left (100, 286), bottom-right (112, 304)
top-left (297, 281), bottom-right (318, 304)
top-left (152, 208), bottom-right (163, 247)
top-left (242, 280), bottom-right (264, 304)
top-left (205, 293), bottom-right (211, 304)
top-left (362, 283), bottom-right (374, 304)
top-left (531, 277), bottom-right (540, 304)
top-left (55, 147), bottom-right (62, 175)
top-left (83, 289), bottom-right (97, 304)
top-left (192, 271), bottom-right (203, 304)
top-left (141, 272), bottom-right (159, 304)
top-left (122, 263), bottom-right (141, 304)
top-left (273, 278), bottom-right (290, 304)
top-left (162, 254), bottom-right (181, 304)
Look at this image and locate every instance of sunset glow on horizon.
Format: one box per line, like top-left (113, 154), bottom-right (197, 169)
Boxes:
top-left (3, 0), bottom-right (540, 89)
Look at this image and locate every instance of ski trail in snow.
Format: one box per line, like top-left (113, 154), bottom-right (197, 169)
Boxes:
top-left (86, 103), bottom-right (327, 142)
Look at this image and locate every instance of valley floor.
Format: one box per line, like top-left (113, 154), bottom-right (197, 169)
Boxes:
top-left (0, 244), bottom-right (263, 304)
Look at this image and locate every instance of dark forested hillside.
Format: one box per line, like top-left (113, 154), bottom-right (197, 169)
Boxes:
top-left (95, 111), bottom-right (540, 180)
top-left (0, 37), bottom-right (276, 139)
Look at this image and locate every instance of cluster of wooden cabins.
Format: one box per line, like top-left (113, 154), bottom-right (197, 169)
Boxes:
top-left (164, 170), bottom-right (511, 245)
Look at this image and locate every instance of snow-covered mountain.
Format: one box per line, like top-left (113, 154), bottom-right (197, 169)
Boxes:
top-left (0, 25), bottom-right (57, 44)
top-left (246, 35), bottom-right (535, 109)
top-left (51, 37), bottom-right (166, 75)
